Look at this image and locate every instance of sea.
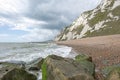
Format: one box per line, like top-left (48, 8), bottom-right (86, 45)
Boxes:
top-left (0, 42), bottom-right (77, 80)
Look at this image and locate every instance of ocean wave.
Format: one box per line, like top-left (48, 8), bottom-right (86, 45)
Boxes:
top-left (0, 43), bottom-right (76, 64)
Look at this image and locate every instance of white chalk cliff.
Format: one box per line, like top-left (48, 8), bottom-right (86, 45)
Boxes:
top-left (55, 0), bottom-right (120, 41)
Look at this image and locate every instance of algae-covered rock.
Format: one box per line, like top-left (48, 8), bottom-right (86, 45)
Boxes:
top-left (1, 68), bottom-right (37, 80)
top-left (106, 67), bottom-right (120, 80)
top-left (75, 54), bottom-right (92, 62)
top-left (102, 64), bottom-right (120, 76)
top-left (42, 61), bottom-right (47, 80)
top-left (42, 55), bottom-right (94, 80)
top-left (75, 54), bottom-right (95, 76)
top-left (77, 60), bottom-right (95, 76)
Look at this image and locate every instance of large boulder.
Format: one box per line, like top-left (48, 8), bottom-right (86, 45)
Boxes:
top-left (106, 67), bottom-right (120, 80)
top-left (0, 62), bottom-right (20, 80)
top-left (75, 54), bottom-right (95, 76)
top-left (42, 55), bottom-right (94, 80)
top-left (102, 64), bottom-right (120, 77)
top-left (1, 68), bottom-right (37, 80)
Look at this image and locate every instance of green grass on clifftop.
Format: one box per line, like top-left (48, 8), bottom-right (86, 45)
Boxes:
top-left (89, 11), bottom-right (108, 27)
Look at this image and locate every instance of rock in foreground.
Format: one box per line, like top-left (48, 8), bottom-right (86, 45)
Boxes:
top-left (106, 67), bottom-right (120, 80)
top-left (42, 55), bottom-right (95, 80)
top-left (75, 54), bottom-right (95, 76)
top-left (1, 68), bottom-right (37, 80)
top-left (0, 62), bottom-right (20, 80)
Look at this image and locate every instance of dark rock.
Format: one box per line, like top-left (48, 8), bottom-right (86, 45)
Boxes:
top-left (5, 69), bottom-right (8, 72)
top-left (42, 55), bottom-right (94, 80)
top-left (37, 58), bottom-right (44, 69)
top-left (28, 58), bottom-right (44, 71)
top-left (29, 67), bottom-right (39, 71)
top-left (1, 68), bottom-right (37, 80)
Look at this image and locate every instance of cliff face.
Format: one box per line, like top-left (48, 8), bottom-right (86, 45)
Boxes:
top-left (55, 0), bottom-right (120, 41)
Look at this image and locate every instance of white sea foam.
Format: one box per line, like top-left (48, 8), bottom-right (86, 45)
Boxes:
top-left (0, 43), bottom-right (76, 64)
top-left (38, 71), bottom-right (42, 80)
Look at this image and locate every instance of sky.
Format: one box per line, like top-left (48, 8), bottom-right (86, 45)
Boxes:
top-left (0, 0), bottom-right (101, 42)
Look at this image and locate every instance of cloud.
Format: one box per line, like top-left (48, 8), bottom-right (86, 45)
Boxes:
top-left (0, 0), bottom-right (28, 14)
top-left (21, 28), bottom-right (58, 42)
top-left (11, 17), bottom-right (48, 31)
top-left (0, 0), bottom-right (101, 42)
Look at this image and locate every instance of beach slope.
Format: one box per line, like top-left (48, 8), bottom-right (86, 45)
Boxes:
top-left (57, 34), bottom-right (120, 70)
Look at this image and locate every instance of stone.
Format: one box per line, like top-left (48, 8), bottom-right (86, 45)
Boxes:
top-left (0, 62), bottom-right (20, 80)
top-left (28, 58), bottom-right (44, 71)
top-left (106, 67), bottom-right (120, 80)
top-left (1, 68), bottom-right (37, 80)
top-left (42, 55), bottom-right (94, 80)
top-left (75, 54), bottom-right (92, 62)
top-left (37, 58), bottom-right (44, 69)
top-left (75, 54), bottom-right (95, 76)
top-left (102, 65), bottom-right (120, 76)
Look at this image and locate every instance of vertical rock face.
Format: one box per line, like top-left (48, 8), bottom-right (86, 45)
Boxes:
top-left (55, 0), bottom-right (120, 41)
top-left (42, 55), bottom-right (95, 80)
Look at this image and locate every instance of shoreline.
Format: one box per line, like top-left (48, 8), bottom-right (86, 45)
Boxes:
top-left (56, 34), bottom-right (120, 72)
